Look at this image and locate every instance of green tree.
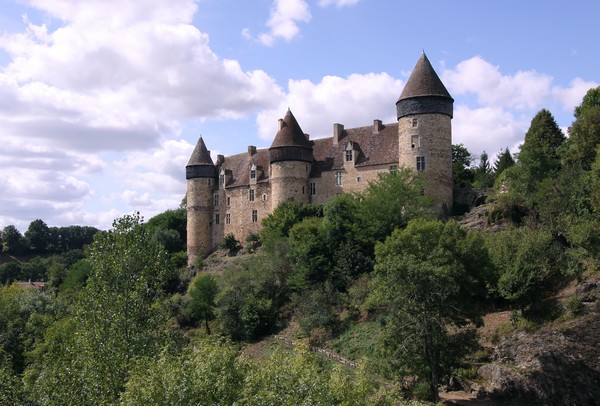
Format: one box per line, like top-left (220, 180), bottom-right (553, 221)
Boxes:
top-left (25, 219), bottom-right (51, 253)
top-left (493, 147), bottom-right (515, 176)
top-left (216, 255), bottom-right (287, 341)
top-left (30, 213), bottom-right (176, 405)
top-left (518, 109), bottom-right (565, 193)
top-left (369, 219), bottom-right (490, 402)
top-left (473, 151), bottom-right (494, 188)
top-left (354, 169), bottom-right (433, 245)
top-left (186, 274), bottom-right (218, 334)
top-left (564, 101), bottom-right (600, 170)
top-left (485, 227), bottom-right (566, 309)
top-left (452, 144), bottom-right (474, 188)
top-left (574, 86), bottom-right (600, 119)
top-left (121, 338), bottom-right (243, 406)
top-left (1, 225), bottom-right (28, 255)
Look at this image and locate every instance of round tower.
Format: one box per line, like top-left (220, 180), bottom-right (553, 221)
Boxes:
top-left (186, 137), bottom-right (216, 266)
top-left (269, 109), bottom-right (313, 210)
top-left (396, 52), bottom-right (454, 211)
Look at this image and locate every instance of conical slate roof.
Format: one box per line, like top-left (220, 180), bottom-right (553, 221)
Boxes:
top-left (187, 137), bottom-right (214, 167)
top-left (186, 137), bottom-right (217, 179)
top-left (398, 52), bottom-right (452, 101)
top-left (270, 109), bottom-right (312, 149)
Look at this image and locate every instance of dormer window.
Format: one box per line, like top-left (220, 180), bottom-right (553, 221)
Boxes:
top-left (219, 169), bottom-right (226, 188)
top-left (250, 164), bottom-right (257, 180)
top-left (345, 149), bottom-right (353, 162)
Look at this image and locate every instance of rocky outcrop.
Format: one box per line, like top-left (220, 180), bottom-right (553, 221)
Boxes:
top-left (478, 315), bottom-right (600, 405)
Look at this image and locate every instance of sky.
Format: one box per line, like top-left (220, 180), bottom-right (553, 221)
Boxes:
top-left (0, 0), bottom-right (598, 232)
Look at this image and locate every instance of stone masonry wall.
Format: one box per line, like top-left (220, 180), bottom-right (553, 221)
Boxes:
top-left (398, 114), bottom-right (452, 209)
top-left (270, 161), bottom-right (311, 209)
top-left (186, 177), bottom-right (214, 265)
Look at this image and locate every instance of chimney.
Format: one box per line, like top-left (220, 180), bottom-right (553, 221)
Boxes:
top-left (278, 118), bottom-right (284, 130)
top-left (333, 123), bottom-right (344, 145)
top-left (248, 146), bottom-right (256, 157)
top-left (216, 154), bottom-right (224, 166)
top-left (373, 119), bottom-right (383, 133)
top-left (305, 133), bottom-right (310, 141)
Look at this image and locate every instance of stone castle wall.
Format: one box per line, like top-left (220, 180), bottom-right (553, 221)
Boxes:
top-left (270, 161), bottom-right (311, 209)
top-left (186, 177), bottom-right (214, 265)
top-left (398, 114), bottom-right (453, 209)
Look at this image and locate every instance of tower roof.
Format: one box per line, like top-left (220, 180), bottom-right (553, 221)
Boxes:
top-left (187, 137), bottom-right (214, 167)
top-left (398, 52), bottom-right (453, 101)
top-left (186, 137), bottom-right (216, 179)
top-left (270, 109), bottom-right (312, 149)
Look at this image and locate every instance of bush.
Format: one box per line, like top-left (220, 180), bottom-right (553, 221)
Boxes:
top-left (221, 233), bottom-right (240, 254)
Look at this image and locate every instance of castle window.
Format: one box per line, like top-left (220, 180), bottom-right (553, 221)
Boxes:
top-left (249, 189), bottom-right (255, 202)
top-left (213, 194), bottom-right (219, 206)
top-left (345, 149), bottom-right (353, 162)
top-left (390, 164), bottom-right (398, 174)
top-left (309, 182), bottom-right (316, 196)
top-left (215, 214), bottom-right (220, 225)
top-left (250, 165), bottom-right (256, 180)
top-left (226, 196), bottom-right (231, 206)
top-left (302, 186), bottom-right (305, 194)
top-left (262, 194), bottom-right (267, 201)
top-left (252, 209), bottom-right (258, 223)
top-left (225, 213), bottom-right (231, 224)
top-left (357, 176), bottom-right (362, 182)
top-left (411, 135), bottom-right (420, 149)
top-left (335, 171), bottom-right (343, 186)
top-left (219, 174), bottom-right (225, 187)
top-left (416, 156), bottom-right (426, 171)
top-left (412, 118), bottom-right (418, 128)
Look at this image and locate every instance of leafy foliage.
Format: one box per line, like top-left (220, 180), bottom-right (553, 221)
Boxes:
top-left (369, 219), bottom-right (491, 402)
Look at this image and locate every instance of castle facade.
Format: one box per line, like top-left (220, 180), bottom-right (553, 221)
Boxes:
top-left (186, 53), bottom-right (454, 265)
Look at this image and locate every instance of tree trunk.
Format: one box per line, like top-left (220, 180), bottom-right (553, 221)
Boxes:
top-left (204, 316), bottom-right (211, 335)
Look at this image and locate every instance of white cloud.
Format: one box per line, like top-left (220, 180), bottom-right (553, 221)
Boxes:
top-left (0, 0), bottom-right (285, 230)
top-left (318, 0), bottom-right (360, 7)
top-left (452, 104), bottom-right (530, 157)
top-left (257, 0), bottom-right (311, 46)
top-left (553, 77), bottom-right (599, 112)
top-left (256, 72), bottom-right (403, 140)
top-left (442, 56), bottom-right (553, 110)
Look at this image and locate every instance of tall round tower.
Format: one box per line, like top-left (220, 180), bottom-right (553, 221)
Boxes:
top-left (269, 109), bottom-right (313, 210)
top-left (396, 52), bottom-right (454, 211)
top-left (186, 137), bottom-right (216, 266)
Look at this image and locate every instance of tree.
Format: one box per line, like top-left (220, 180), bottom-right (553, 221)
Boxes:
top-left (25, 219), bottom-right (50, 253)
top-left (485, 227), bottom-right (566, 310)
top-left (452, 144), bottom-right (474, 188)
top-left (186, 274), bottom-right (218, 334)
top-left (121, 338), bottom-right (243, 406)
top-left (1, 226), bottom-right (28, 255)
top-left (369, 219), bottom-right (490, 402)
top-left (564, 101), bottom-right (600, 170)
top-left (517, 109), bottom-right (565, 199)
top-left (574, 86), bottom-right (600, 119)
top-left (493, 147), bottom-right (515, 176)
top-left (474, 151), bottom-right (494, 188)
top-left (354, 168), bottom-right (433, 245)
top-left (29, 213), bottom-right (176, 404)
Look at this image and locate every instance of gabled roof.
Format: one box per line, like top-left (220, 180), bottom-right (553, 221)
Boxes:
top-left (187, 137), bottom-right (214, 167)
top-left (311, 123), bottom-right (399, 176)
top-left (220, 148), bottom-right (271, 188)
top-left (398, 52), bottom-right (453, 101)
top-left (270, 109), bottom-right (312, 149)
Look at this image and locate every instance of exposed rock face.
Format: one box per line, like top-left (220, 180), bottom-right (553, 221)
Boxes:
top-left (478, 315), bottom-right (600, 405)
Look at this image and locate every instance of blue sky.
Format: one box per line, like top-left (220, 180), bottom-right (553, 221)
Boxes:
top-left (0, 0), bottom-right (598, 232)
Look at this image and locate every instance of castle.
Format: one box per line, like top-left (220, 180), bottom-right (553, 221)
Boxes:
top-left (186, 53), bottom-right (453, 265)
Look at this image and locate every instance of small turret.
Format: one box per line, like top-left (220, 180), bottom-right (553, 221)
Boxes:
top-left (186, 137), bottom-right (216, 266)
top-left (269, 110), bottom-right (313, 209)
top-left (397, 53), bottom-right (454, 211)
